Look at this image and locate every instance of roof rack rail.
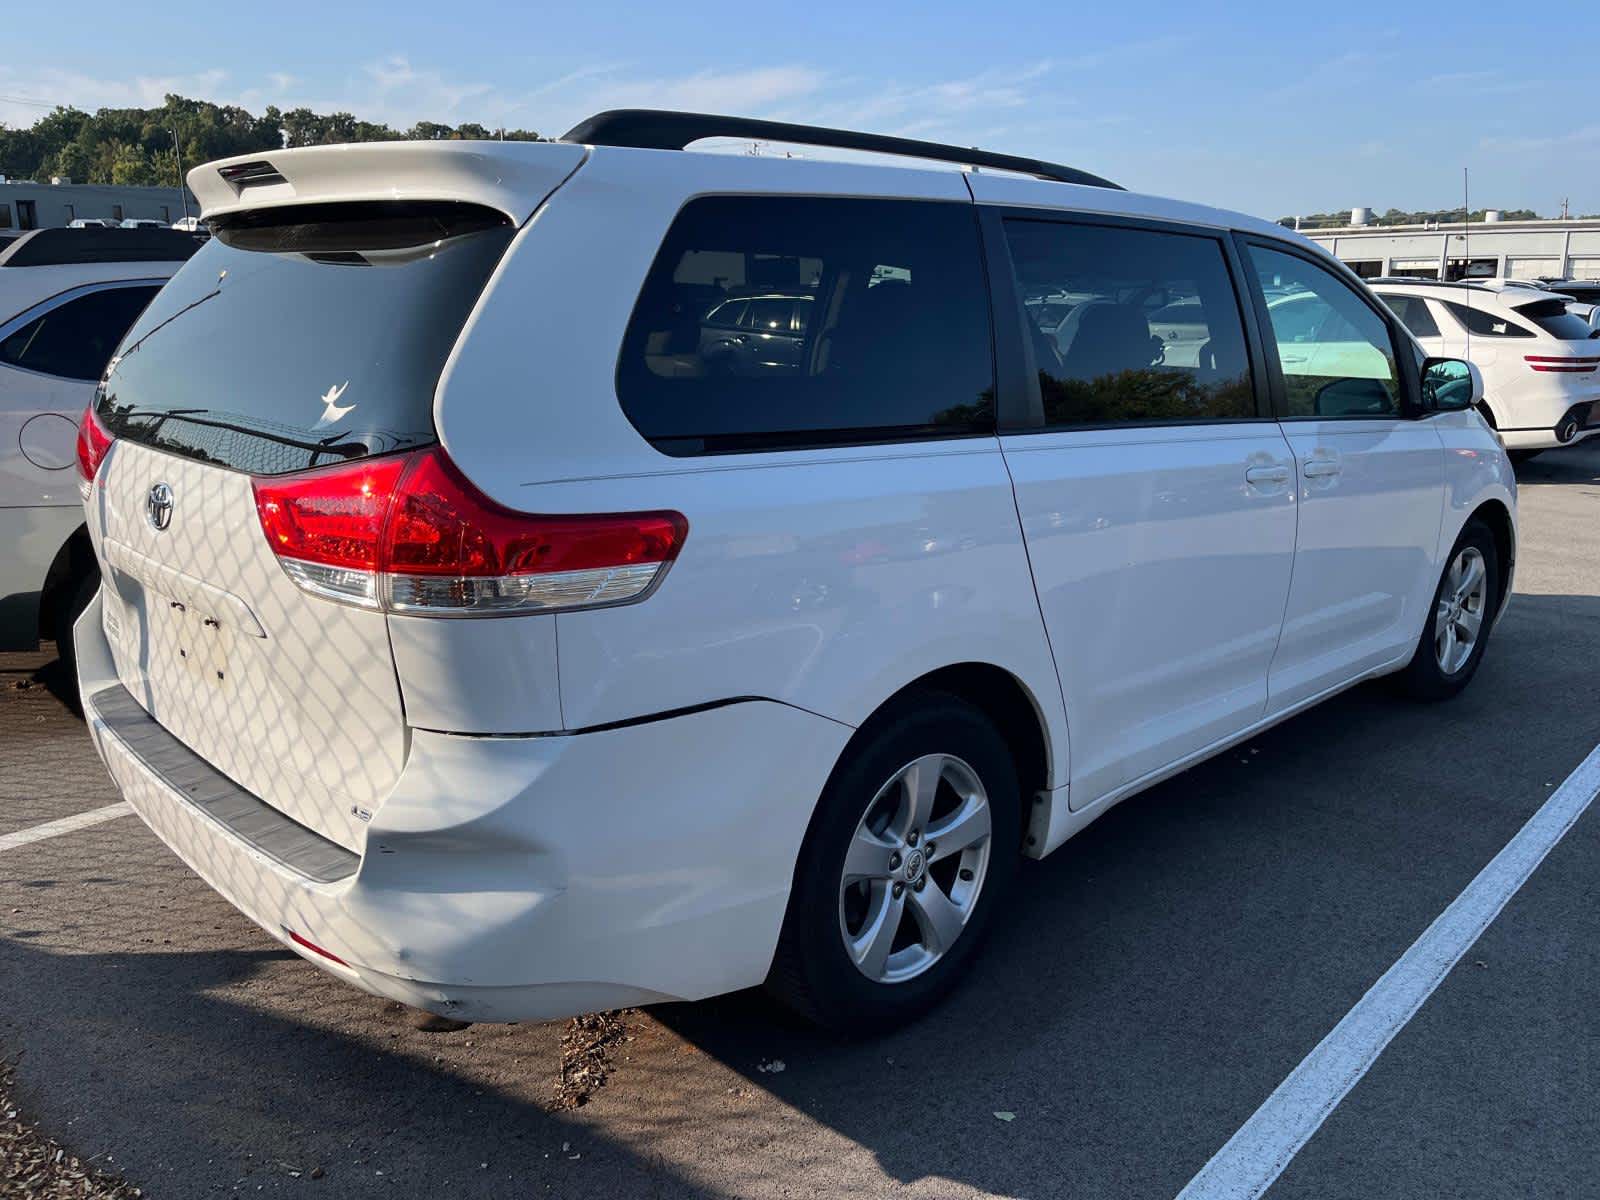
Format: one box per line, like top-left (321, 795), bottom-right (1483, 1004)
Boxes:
top-left (560, 109), bottom-right (1122, 190)
top-left (0, 226), bottom-right (205, 269)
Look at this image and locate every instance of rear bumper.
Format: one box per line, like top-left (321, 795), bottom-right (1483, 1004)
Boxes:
top-left (1496, 396), bottom-right (1600, 449)
top-left (76, 592), bottom-right (852, 1022)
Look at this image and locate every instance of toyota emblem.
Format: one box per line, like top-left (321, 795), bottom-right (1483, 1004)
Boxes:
top-left (146, 482), bottom-right (174, 531)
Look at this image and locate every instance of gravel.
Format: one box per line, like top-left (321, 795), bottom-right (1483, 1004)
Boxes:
top-left (1, 1059), bottom-right (141, 1199)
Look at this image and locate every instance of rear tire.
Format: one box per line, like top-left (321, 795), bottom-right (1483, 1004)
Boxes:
top-left (1394, 519), bottom-right (1499, 701)
top-left (766, 692), bottom-right (1021, 1035)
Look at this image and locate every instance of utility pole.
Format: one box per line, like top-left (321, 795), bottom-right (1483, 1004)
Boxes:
top-left (172, 126), bottom-right (191, 221)
top-left (1560, 196), bottom-right (1571, 220)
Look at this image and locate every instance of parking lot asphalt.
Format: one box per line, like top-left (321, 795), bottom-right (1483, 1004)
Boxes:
top-left (3, 443), bottom-right (1598, 1200)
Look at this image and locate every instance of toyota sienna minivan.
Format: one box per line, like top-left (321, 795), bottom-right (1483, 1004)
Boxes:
top-left (74, 111), bottom-right (1516, 1033)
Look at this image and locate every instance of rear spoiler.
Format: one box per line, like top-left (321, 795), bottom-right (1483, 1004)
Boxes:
top-left (188, 140), bottom-right (588, 225)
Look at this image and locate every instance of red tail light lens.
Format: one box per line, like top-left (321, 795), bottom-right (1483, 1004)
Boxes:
top-left (254, 455), bottom-right (411, 607)
top-left (74, 405), bottom-right (114, 495)
top-left (252, 447), bottom-right (687, 615)
top-left (1525, 355), bottom-right (1600, 373)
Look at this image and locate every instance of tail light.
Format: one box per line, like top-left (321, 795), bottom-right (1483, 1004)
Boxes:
top-left (74, 404), bottom-right (114, 498)
top-left (253, 447), bottom-right (687, 615)
top-left (1525, 355), bottom-right (1600, 374)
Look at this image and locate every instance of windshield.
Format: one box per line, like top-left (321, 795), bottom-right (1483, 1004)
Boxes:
top-left (98, 201), bottom-right (514, 476)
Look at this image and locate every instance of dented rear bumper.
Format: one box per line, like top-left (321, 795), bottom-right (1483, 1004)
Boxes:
top-left (77, 590), bottom-right (852, 1022)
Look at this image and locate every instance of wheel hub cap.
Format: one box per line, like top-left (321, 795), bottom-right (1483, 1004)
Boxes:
top-left (901, 849), bottom-right (926, 883)
top-left (837, 752), bottom-right (994, 985)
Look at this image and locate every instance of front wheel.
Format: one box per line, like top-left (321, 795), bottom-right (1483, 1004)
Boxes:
top-left (765, 694), bottom-right (1021, 1034)
top-left (1394, 520), bottom-right (1500, 701)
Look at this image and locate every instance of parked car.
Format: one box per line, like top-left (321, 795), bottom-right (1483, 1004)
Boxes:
top-left (1528, 280), bottom-right (1600, 330)
top-left (695, 290), bottom-right (814, 374)
top-left (0, 227), bottom-right (199, 691)
top-left (74, 113), bottom-right (1515, 1034)
top-left (1533, 279), bottom-right (1600, 306)
top-left (1373, 279), bottom-right (1600, 460)
top-left (66, 218), bottom-right (121, 229)
top-left (118, 218), bottom-right (169, 230)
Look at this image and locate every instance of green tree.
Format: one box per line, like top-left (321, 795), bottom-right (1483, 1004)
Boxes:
top-left (0, 93), bottom-right (541, 184)
top-left (109, 141), bottom-right (154, 185)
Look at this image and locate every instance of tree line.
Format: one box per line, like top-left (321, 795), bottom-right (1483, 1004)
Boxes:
top-left (0, 94), bottom-right (542, 188)
top-left (1281, 207), bottom-right (1547, 229)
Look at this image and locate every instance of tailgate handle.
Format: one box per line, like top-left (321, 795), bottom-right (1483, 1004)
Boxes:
top-left (104, 539), bottom-right (268, 639)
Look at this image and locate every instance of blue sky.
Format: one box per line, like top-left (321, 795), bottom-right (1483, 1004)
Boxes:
top-left (6, 1), bottom-right (1593, 221)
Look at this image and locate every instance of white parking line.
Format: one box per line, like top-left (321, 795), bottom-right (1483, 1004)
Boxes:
top-left (1178, 740), bottom-right (1600, 1200)
top-left (0, 803), bottom-right (132, 853)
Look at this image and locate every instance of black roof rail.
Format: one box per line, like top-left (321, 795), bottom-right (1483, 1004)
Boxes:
top-left (0, 226), bottom-right (206, 268)
top-left (560, 109), bottom-right (1122, 190)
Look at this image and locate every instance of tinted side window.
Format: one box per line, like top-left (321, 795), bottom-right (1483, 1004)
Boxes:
top-left (617, 196), bottom-right (994, 455)
top-left (1, 285), bottom-right (159, 381)
top-left (1380, 294), bottom-right (1442, 339)
top-left (1002, 219), bottom-right (1254, 427)
top-left (745, 298), bottom-right (795, 332)
top-left (1442, 301), bottom-right (1535, 339)
top-left (1248, 245), bottom-right (1401, 418)
top-left (705, 299), bottom-right (747, 328)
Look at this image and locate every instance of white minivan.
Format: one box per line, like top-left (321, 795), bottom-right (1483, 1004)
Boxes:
top-left (75, 112), bottom-right (1516, 1033)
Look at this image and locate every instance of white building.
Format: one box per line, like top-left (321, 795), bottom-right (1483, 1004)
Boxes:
top-left (1301, 213), bottom-right (1600, 282)
top-left (0, 180), bottom-right (192, 233)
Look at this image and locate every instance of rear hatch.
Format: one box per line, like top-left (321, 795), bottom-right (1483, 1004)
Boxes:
top-left (1511, 295), bottom-right (1600, 423)
top-left (89, 198), bottom-right (524, 850)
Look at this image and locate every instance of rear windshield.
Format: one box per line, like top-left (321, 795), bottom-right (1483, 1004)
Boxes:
top-left (98, 202), bottom-right (514, 476)
top-left (1511, 297), bottom-right (1600, 341)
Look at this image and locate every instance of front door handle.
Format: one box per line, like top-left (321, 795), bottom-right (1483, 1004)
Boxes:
top-left (1302, 458), bottom-right (1342, 479)
top-left (1245, 465), bottom-right (1291, 486)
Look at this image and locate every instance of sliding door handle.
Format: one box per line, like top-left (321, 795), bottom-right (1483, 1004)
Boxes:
top-left (1302, 459), bottom-right (1342, 479)
top-left (1245, 465), bottom-right (1291, 486)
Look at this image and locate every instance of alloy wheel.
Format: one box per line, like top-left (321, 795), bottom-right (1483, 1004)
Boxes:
top-left (837, 753), bottom-right (993, 984)
top-left (1435, 545), bottom-right (1488, 675)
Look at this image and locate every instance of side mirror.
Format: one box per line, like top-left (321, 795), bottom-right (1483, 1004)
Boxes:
top-left (1420, 357), bottom-right (1482, 412)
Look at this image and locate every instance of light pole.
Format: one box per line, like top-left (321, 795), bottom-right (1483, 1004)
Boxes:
top-left (172, 126), bottom-right (191, 221)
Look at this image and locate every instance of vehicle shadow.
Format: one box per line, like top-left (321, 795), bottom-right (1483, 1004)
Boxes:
top-left (1515, 441), bottom-right (1600, 484)
top-left (0, 645), bottom-right (79, 715)
top-left (0, 933), bottom-right (728, 1199)
top-left (654, 592), bottom-right (1600, 1198)
top-left (29, 648), bottom-right (79, 713)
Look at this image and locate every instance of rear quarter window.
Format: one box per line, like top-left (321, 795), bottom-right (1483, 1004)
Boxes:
top-left (616, 196), bottom-right (995, 455)
top-left (1442, 301), bottom-right (1535, 339)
